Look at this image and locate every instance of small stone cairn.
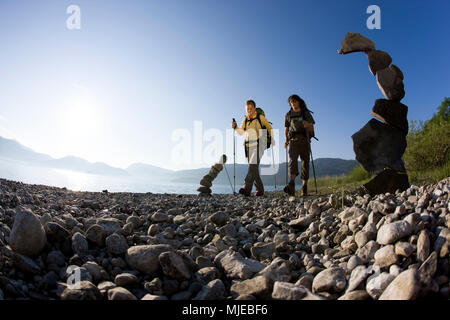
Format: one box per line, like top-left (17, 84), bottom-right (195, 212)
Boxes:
top-left (338, 32), bottom-right (410, 196)
top-left (197, 155), bottom-right (227, 196)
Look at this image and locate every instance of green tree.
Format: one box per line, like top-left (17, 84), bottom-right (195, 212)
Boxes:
top-left (404, 97), bottom-right (450, 171)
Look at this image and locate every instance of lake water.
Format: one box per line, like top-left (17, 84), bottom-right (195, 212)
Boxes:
top-left (0, 158), bottom-right (280, 194)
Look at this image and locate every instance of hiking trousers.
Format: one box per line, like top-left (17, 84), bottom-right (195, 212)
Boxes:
top-left (244, 144), bottom-right (264, 193)
top-left (288, 134), bottom-right (310, 181)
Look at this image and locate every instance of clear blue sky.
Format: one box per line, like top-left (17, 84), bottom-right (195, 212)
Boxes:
top-left (0, 0), bottom-right (448, 170)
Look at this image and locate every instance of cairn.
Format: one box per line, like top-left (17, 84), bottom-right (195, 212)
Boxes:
top-left (197, 155), bottom-right (227, 196)
top-left (338, 32), bottom-right (410, 196)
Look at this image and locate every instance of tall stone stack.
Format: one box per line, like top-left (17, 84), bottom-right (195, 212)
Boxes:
top-left (197, 155), bottom-right (227, 196)
top-left (338, 32), bottom-right (410, 196)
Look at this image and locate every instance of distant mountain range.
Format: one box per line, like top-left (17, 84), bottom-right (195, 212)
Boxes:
top-left (0, 136), bottom-right (359, 185)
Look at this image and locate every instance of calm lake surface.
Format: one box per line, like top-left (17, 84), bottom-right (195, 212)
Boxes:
top-left (0, 158), bottom-right (279, 194)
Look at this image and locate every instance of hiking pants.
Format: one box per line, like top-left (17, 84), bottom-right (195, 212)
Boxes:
top-left (244, 143), bottom-right (264, 192)
top-left (288, 135), bottom-right (310, 181)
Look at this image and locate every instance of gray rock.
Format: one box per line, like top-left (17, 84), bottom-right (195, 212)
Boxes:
top-left (338, 32), bottom-right (375, 54)
top-left (356, 240), bottom-right (380, 263)
top-left (394, 242), bottom-right (415, 257)
top-left (288, 214), bottom-right (314, 230)
top-left (82, 261), bottom-right (103, 282)
top-left (434, 228), bottom-right (450, 258)
top-left (45, 222), bottom-right (71, 243)
top-left (346, 255), bottom-right (364, 272)
top-left (272, 281), bottom-right (306, 300)
top-left (126, 245), bottom-right (172, 274)
top-left (72, 232), bottom-right (89, 255)
top-left (214, 250), bottom-right (265, 280)
top-left (366, 50), bottom-right (392, 75)
top-left (338, 290), bottom-right (370, 300)
top-left (96, 218), bottom-right (122, 236)
top-left (312, 267), bottom-right (347, 293)
top-left (86, 224), bottom-right (106, 247)
top-left (418, 251), bottom-right (437, 285)
top-left (12, 252), bottom-right (41, 274)
top-left (374, 245), bottom-right (398, 269)
top-left (8, 207), bottom-right (46, 257)
top-left (366, 272), bottom-right (395, 299)
top-left (230, 276), bottom-right (272, 299)
top-left (114, 273), bottom-right (138, 287)
top-left (295, 273), bottom-right (314, 291)
top-left (377, 221), bottom-right (413, 245)
top-left (416, 230), bottom-right (430, 263)
top-left (108, 287), bottom-right (138, 300)
top-left (355, 230), bottom-right (376, 248)
top-left (61, 281), bottom-right (102, 300)
top-left (159, 251), bottom-right (192, 280)
top-left (151, 212), bottom-right (169, 223)
top-left (98, 281), bottom-right (116, 292)
top-left (193, 279), bottom-right (226, 300)
top-left (347, 265), bottom-right (371, 292)
top-left (105, 233), bottom-right (129, 256)
top-left (195, 267), bottom-right (220, 285)
top-left (256, 257), bottom-right (292, 283)
top-left (209, 211), bottom-right (229, 227)
top-left (379, 269), bottom-right (421, 300)
top-left (251, 242), bottom-right (275, 260)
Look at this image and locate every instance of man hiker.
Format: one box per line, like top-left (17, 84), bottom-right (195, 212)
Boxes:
top-left (232, 99), bottom-right (274, 197)
top-left (284, 94), bottom-right (315, 196)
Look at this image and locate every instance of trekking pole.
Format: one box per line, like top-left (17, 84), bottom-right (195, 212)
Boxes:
top-left (232, 118), bottom-right (236, 194)
top-left (223, 164), bottom-right (234, 194)
top-left (285, 143), bottom-right (288, 186)
top-left (271, 144), bottom-right (276, 190)
top-left (310, 142), bottom-right (318, 194)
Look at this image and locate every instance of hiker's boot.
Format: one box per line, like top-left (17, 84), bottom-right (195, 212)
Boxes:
top-left (255, 191), bottom-right (264, 197)
top-left (239, 187), bottom-right (251, 196)
top-left (302, 184), bottom-right (308, 196)
top-left (283, 181), bottom-right (295, 196)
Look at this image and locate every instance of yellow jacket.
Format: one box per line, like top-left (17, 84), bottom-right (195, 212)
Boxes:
top-left (235, 114), bottom-right (273, 147)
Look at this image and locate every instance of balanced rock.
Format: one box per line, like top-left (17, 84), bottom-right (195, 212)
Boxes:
top-left (366, 50), bottom-right (392, 75)
top-left (376, 65), bottom-right (405, 101)
top-left (199, 178), bottom-right (212, 188)
top-left (370, 99), bottom-right (409, 134)
top-left (197, 186), bottom-right (212, 194)
top-left (364, 168), bottom-right (410, 196)
top-left (352, 118), bottom-right (407, 174)
top-left (8, 207), bottom-right (47, 257)
top-left (338, 32), bottom-right (375, 54)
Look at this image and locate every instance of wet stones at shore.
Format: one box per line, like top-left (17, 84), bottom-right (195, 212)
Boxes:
top-left (0, 176), bottom-right (449, 300)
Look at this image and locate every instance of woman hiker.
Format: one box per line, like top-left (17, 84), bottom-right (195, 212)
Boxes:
top-left (231, 99), bottom-right (274, 197)
top-left (284, 94), bottom-right (315, 196)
